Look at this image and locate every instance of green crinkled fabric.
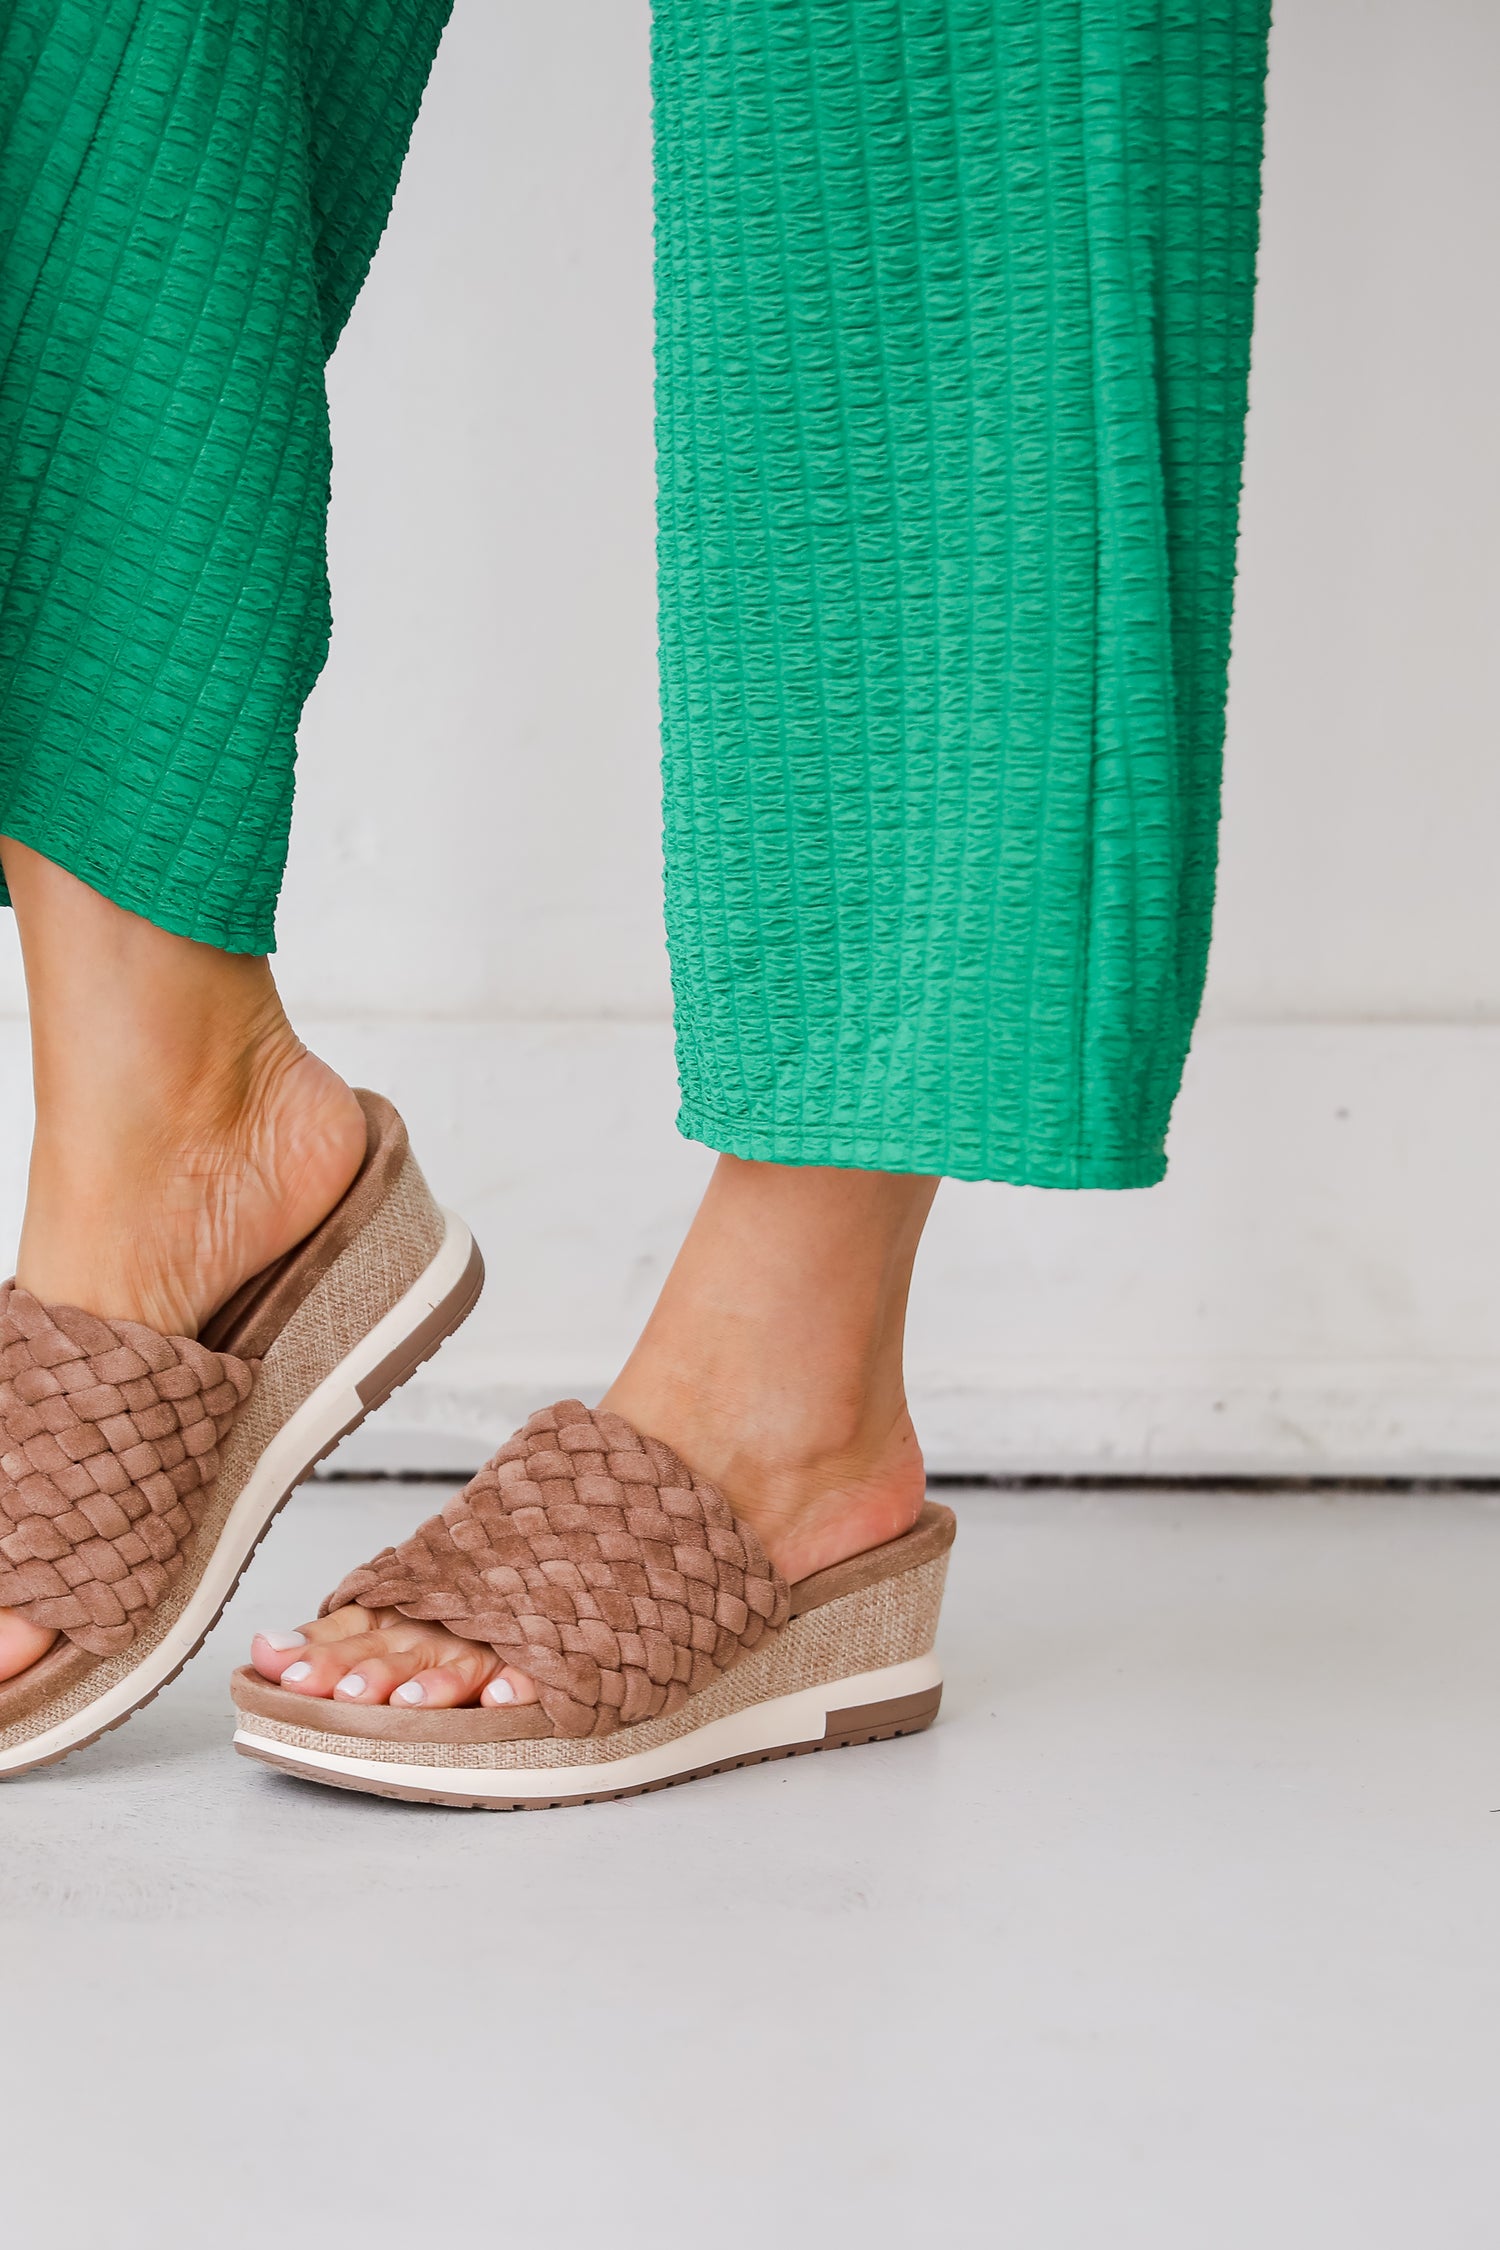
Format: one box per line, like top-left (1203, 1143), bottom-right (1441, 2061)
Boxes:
top-left (0, 0), bottom-right (452, 952)
top-left (654, 0), bottom-right (1271, 1186)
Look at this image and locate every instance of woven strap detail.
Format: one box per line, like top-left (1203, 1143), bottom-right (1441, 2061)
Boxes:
top-left (322, 1400), bottom-right (792, 1738)
top-left (0, 1285), bottom-right (255, 1656)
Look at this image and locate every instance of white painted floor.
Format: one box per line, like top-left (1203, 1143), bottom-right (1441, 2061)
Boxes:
top-left (3, 1482), bottom-right (1498, 2248)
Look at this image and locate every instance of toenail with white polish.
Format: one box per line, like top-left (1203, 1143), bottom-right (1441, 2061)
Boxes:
top-left (393, 1681), bottom-right (425, 1705)
top-left (334, 1673), bottom-right (365, 1698)
top-left (258, 1630), bottom-right (306, 1651)
top-left (485, 1678), bottom-right (516, 1705)
top-left (282, 1661), bottom-right (312, 1683)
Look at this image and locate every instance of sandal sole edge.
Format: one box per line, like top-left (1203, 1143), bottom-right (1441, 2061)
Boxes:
top-left (231, 1657), bottom-right (944, 1809)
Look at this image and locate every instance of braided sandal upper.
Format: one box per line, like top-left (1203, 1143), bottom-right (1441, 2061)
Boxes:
top-left (323, 1400), bottom-right (792, 1738)
top-left (0, 1285), bottom-right (255, 1656)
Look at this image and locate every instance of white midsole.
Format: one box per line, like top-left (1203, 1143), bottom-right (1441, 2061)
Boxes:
top-left (1, 1208), bottom-right (476, 1775)
top-left (234, 1651), bottom-right (943, 1802)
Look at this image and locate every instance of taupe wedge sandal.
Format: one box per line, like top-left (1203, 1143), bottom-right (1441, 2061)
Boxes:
top-left (230, 1399), bottom-right (954, 1809)
top-left (0, 1091), bottom-right (482, 1779)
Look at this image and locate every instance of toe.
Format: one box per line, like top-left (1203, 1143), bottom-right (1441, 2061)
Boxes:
top-left (328, 1647), bottom-right (434, 1705)
top-left (0, 1612), bottom-right (57, 1682)
top-left (274, 1629), bottom-right (393, 1698)
top-left (250, 1605), bottom-right (372, 1681)
top-left (250, 1629), bottom-right (310, 1681)
top-left (481, 1664), bottom-right (541, 1708)
top-left (390, 1646), bottom-right (503, 1710)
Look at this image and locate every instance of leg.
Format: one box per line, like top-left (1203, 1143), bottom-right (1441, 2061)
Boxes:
top-left (252, 0), bottom-right (1270, 1731)
top-left (4, 844), bottom-right (364, 1338)
top-left (0, 0), bottom-right (453, 1693)
top-left (252, 1158), bottom-right (937, 1707)
top-left (605, 1157), bottom-right (937, 1583)
top-left (0, 842), bottom-right (365, 1681)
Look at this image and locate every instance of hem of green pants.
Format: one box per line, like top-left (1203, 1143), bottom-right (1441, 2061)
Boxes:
top-left (676, 1102), bottom-right (1168, 1192)
top-left (0, 817), bottom-right (276, 957)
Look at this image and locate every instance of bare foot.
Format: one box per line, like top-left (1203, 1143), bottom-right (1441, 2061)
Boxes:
top-left (250, 1376), bottom-right (928, 1713)
top-left (0, 1041), bottom-right (364, 1685)
top-left (251, 1152), bottom-right (935, 1714)
top-left (0, 845), bottom-right (370, 1686)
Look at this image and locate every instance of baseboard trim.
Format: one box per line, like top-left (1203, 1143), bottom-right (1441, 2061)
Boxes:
top-left (321, 1363), bottom-right (1500, 1482)
top-left (0, 1015), bottom-right (1495, 1479)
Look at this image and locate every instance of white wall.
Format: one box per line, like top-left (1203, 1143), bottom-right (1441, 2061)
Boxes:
top-left (0, 0), bottom-right (1496, 1473)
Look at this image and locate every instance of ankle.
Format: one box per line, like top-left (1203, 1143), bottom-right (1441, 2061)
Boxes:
top-left (599, 1154), bottom-right (937, 1583)
top-left (0, 839), bottom-right (370, 1328)
top-left (602, 1360), bottom-right (927, 1583)
top-left (17, 1027), bottom-right (365, 1334)
top-left (729, 1403), bottom-right (929, 1584)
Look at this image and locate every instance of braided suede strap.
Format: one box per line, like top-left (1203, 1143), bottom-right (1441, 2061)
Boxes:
top-left (323, 1400), bottom-right (791, 1738)
top-left (0, 1285), bottom-right (255, 1656)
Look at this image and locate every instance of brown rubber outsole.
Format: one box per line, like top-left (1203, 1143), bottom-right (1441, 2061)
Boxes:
top-left (1, 1236), bottom-right (485, 1783)
top-left (233, 1680), bottom-right (943, 1810)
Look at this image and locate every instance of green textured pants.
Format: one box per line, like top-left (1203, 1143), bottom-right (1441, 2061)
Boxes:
top-left (0, 3), bottom-right (1269, 1187)
top-left (655, 1), bottom-right (1270, 1184)
top-left (0, 0), bottom-right (452, 949)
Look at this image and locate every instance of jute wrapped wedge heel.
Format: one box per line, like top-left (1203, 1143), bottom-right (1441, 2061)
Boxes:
top-left (0, 1092), bottom-right (481, 1778)
top-left (230, 1399), bottom-right (955, 1809)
